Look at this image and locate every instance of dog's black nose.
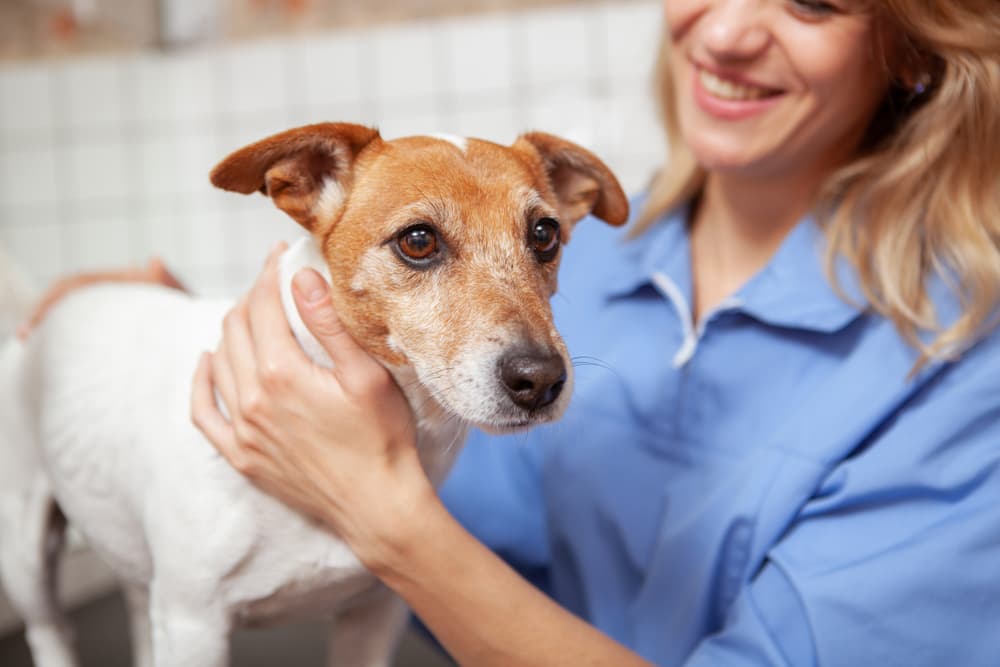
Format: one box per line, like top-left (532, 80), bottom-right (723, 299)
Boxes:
top-left (498, 349), bottom-right (567, 411)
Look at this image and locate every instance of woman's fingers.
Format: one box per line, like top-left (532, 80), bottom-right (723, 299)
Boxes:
top-left (220, 297), bottom-right (269, 426)
top-left (291, 268), bottom-right (391, 395)
top-left (210, 339), bottom-right (242, 424)
top-left (235, 241), bottom-right (390, 401)
top-left (191, 352), bottom-right (240, 460)
top-left (245, 243), bottom-right (303, 384)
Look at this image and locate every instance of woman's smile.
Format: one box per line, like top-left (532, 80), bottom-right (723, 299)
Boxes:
top-left (692, 63), bottom-right (784, 120)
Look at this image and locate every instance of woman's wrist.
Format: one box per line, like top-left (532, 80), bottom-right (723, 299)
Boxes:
top-left (327, 446), bottom-right (442, 576)
top-left (354, 485), bottom-right (443, 578)
top-left (358, 482), bottom-right (455, 588)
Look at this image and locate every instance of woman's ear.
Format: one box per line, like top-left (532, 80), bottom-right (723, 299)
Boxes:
top-left (210, 123), bottom-right (381, 232)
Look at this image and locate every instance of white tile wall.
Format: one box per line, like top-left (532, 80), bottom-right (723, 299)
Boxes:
top-left (296, 34), bottom-right (366, 111)
top-left (60, 58), bottom-right (126, 132)
top-left (603, 1), bottom-right (663, 90)
top-left (373, 22), bottom-right (442, 104)
top-left (0, 65), bottom-right (55, 137)
top-left (168, 51), bottom-right (222, 123)
top-left (0, 0), bottom-right (664, 295)
top-left (64, 216), bottom-right (135, 273)
top-left (68, 139), bottom-right (131, 202)
top-left (443, 14), bottom-right (516, 97)
top-left (220, 41), bottom-right (295, 117)
top-left (125, 54), bottom-right (175, 126)
top-left (519, 7), bottom-right (595, 88)
top-left (3, 216), bottom-right (61, 272)
top-left (0, 145), bottom-right (58, 207)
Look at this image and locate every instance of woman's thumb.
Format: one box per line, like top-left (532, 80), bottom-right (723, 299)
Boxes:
top-left (291, 268), bottom-right (378, 377)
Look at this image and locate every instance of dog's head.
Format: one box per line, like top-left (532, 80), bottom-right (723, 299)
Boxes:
top-left (210, 123), bottom-right (628, 431)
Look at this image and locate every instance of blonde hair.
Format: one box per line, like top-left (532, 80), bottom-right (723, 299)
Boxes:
top-left (636, 1), bottom-right (1000, 365)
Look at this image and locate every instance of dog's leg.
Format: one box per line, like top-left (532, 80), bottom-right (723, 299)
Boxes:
top-left (327, 587), bottom-right (410, 667)
top-left (0, 477), bottom-right (77, 667)
top-left (149, 588), bottom-right (230, 667)
top-left (123, 582), bottom-right (153, 667)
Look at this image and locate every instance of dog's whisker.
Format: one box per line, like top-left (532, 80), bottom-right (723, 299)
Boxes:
top-left (571, 354), bottom-right (612, 367)
top-left (571, 355), bottom-right (621, 380)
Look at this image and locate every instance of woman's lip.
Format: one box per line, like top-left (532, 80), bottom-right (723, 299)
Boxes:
top-left (693, 60), bottom-right (781, 93)
top-left (691, 65), bottom-right (785, 121)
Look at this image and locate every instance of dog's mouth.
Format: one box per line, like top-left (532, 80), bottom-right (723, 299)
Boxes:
top-left (468, 381), bottom-right (572, 434)
top-left (477, 410), bottom-right (559, 434)
top-left (401, 373), bottom-right (570, 435)
top-left (391, 342), bottom-right (572, 433)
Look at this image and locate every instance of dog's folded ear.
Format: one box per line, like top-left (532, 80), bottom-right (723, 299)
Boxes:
top-left (210, 123), bottom-right (381, 232)
top-left (513, 132), bottom-right (629, 230)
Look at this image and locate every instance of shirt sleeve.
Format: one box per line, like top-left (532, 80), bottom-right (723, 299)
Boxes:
top-left (685, 342), bottom-right (1000, 667)
top-left (439, 426), bottom-right (552, 584)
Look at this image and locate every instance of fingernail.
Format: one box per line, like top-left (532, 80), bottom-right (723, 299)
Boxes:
top-left (293, 269), bottom-right (327, 304)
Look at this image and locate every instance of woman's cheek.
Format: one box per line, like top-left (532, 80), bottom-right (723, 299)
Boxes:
top-left (663, 0), bottom-right (703, 36)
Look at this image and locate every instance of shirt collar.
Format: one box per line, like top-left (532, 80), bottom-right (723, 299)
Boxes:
top-left (604, 204), bottom-right (691, 300)
top-left (605, 205), bottom-right (867, 334)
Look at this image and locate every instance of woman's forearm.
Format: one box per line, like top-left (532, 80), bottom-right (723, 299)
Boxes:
top-left (359, 490), bottom-right (658, 667)
top-left (18, 258), bottom-right (187, 339)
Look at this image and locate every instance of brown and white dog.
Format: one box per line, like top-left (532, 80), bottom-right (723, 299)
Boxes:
top-left (0, 123), bottom-right (628, 667)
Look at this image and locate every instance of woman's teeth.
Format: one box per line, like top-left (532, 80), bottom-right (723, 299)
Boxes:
top-left (698, 69), bottom-right (774, 101)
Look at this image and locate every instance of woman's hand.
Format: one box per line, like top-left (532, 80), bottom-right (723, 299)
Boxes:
top-left (189, 246), bottom-right (659, 667)
top-left (190, 244), bottom-right (432, 568)
top-left (18, 257), bottom-right (185, 339)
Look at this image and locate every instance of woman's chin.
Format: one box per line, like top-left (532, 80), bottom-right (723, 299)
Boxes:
top-left (685, 137), bottom-right (779, 176)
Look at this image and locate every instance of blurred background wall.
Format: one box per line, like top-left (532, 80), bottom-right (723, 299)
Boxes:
top-left (0, 0), bottom-right (664, 662)
top-left (0, 0), bottom-right (664, 297)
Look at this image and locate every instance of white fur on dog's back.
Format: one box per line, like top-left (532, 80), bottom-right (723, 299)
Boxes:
top-left (0, 339), bottom-right (40, 500)
top-left (1, 238), bottom-right (469, 630)
top-left (5, 282), bottom-right (373, 623)
top-left (26, 286), bottom-right (230, 583)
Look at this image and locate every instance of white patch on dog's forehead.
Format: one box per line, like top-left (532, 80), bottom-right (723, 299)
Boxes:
top-left (425, 132), bottom-right (468, 154)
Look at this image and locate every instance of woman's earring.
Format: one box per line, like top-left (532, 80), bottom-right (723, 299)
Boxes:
top-left (913, 72), bottom-right (932, 95)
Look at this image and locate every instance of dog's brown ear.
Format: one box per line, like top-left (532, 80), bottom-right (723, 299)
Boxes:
top-left (514, 132), bottom-right (629, 229)
top-left (210, 122), bottom-right (381, 231)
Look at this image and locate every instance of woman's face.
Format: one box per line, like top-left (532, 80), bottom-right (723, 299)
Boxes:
top-left (665, 0), bottom-right (893, 178)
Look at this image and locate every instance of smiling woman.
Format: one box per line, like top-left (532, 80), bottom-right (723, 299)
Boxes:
top-left (644, 0), bottom-right (1000, 352)
top-left (189, 2), bottom-right (1000, 665)
top-left (16, 1), bottom-right (1000, 666)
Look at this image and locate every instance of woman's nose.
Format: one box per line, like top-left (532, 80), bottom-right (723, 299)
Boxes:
top-left (700, 0), bottom-right (770, 60)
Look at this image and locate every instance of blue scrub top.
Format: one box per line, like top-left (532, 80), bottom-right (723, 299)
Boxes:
top-left (440, 200), bottom-right (1000, 666)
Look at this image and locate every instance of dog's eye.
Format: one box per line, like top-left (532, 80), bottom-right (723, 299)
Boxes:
top-left (396, 225), bottom-right (439, 262)
top-left (531, 218), bottom-right (561, 262)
